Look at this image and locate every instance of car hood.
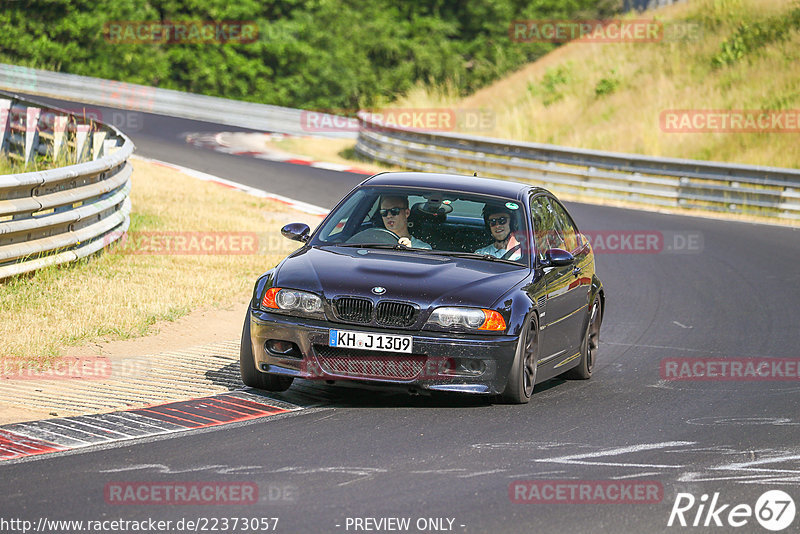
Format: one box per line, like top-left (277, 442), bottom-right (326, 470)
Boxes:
top-left (274, 246), bottom-right (528, 308)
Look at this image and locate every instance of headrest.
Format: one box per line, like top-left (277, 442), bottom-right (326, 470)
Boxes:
top-left (410, 201), bottom-right (449, 224)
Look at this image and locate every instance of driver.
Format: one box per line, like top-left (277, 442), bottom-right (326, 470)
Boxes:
top-left (475, 204), bottom-right (522, 260)
top-left (379, 196), bottom-right (431, 249)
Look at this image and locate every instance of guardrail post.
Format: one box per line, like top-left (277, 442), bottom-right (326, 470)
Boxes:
top-left (103, 138), bottom-right (117, 157)
top-left (75, 123), bottom-right (90, 163)
top-left (0, 98), bottom-right (10, 153)
top-left (92, 130), bottom-right (108, 160)
top-left (24, 106), bottom-right (41, 163)
top-left (52, 115), bottom-right (68, 160)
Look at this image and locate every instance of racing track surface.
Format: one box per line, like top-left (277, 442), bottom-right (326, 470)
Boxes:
top-left (2, 97), bottom-right (799, 533)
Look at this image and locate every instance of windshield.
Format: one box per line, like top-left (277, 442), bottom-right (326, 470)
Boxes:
top-left (313, 186), bottom-right (529, 265)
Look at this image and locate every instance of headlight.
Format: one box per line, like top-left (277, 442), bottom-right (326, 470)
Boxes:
top-left (262, 287), bottom-right (324, 317)
top-left (426, 307), bottom-right (507, 332)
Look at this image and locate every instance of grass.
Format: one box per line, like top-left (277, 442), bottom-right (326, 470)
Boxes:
top-left (271, 0), bottom-right (798, 226)
top-left (281, 0), bottom-right (799, 173)
top-left (0, 140), bottom-right (93, 174)
top-left (0, 153), bottom-right (63, 174)
top-left (391, 0), bottom-right (800, 168)
top-left (0, 158), bottom-right (313, 361)
top-left (0, 156), bottom-right (18, 175)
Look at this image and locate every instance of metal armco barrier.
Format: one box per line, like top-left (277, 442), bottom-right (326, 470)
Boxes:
top-left (3, 64), bottom-right (797, 222)
top-left (0, 63), bottom-right (355, 139)
top-left (0, 91), bottom-right (133, 280)
top-left (355, 112), bottom-right (800, 221)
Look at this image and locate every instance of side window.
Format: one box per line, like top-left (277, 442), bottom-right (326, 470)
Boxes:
top-left (549, 199), bottom-right (581, 253)
top-left (530, 196), bottom-right (562, 259)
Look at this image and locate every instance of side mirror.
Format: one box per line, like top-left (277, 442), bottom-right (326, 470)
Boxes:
top-left (542, 248), bottom-right (574, 267)
top-left (281, 223), bottom-right (310, 242)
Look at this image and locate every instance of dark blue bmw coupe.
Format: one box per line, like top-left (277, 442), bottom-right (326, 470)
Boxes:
top-left (241, 172), bottom-right (604, 403)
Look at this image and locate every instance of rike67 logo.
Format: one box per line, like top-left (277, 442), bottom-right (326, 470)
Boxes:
top-left (668, 490), bottom-right (796, 531)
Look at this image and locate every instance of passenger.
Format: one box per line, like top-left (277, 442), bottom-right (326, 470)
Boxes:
top-left (379, 195), bottom-right (432, 249)
top-left (475, 204), bottom-right (522, 260)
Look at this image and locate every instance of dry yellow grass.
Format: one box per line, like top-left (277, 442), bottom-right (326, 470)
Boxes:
top-left (1, 149), bottom-right (80, 174)
top-left (392, 0), bottom-right (800, 168)
top-left (0, 159), bottom-right (314, 361)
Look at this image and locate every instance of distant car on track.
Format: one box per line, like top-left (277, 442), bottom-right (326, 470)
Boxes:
top-left (240, 172), bottom-right (604, 403)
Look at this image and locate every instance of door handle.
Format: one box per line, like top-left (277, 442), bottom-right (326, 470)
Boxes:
top-left (572, 266), bottom-right (582, 276)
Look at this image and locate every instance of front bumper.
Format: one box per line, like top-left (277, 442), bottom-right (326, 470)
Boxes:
top-left (248, 309), bottom-right (519, 395)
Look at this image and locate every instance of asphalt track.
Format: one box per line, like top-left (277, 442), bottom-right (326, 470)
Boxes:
top-left (2, 97), bottom-right (800, 533)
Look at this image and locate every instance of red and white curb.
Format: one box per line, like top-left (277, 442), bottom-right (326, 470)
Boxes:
top-left (185, 132), bottom-right (375, 175)
top-left (132, 154), bottom-right (330, 217)
top-left (0, 391), bottom-right (302, 462)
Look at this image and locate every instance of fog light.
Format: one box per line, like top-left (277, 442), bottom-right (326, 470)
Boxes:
top-left (440, 358), bottom-right (486, 376)
top-left (265, 340), bottom-right (300, 357)
top-left (452, 359), bottom-right (485, 375)
top-left (465, 360), bottom-right (486, 374)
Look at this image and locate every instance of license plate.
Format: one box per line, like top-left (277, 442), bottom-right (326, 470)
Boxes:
top-left (329, 329), bottom-right (413, 353)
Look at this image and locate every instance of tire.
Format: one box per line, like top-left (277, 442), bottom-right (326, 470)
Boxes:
top-left (500, 316), bottom-right (539, 404)
top-left (564, 298), bottom-right (601, 380)
top-left (240, 311), bottom-right (294, 392)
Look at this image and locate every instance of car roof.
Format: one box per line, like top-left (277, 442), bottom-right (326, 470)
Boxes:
top-left (362, 172), bottom-right (546, 200)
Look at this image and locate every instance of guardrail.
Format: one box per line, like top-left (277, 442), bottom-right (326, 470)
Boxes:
top-left (4, 63), bottom-right (797, 222)
top-left (0, 91), bottom-right (133, 280)
top-left (355, 112), bottom-right (800, 222)
top-left (0, 63), bottom-right (355, 139)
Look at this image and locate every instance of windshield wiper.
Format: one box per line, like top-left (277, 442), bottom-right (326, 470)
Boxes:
top-left (320, 244), bottom-right (522, 265)
top-left (323, 243), bottom-right (410, 250)
top-left (418, 250), bottom-right (522, 265)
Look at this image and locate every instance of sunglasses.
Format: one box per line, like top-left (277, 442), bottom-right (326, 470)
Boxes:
top-left (380, 207), bottom-right (403, 217)
top-left (488, 216), bottom-right (508, 226)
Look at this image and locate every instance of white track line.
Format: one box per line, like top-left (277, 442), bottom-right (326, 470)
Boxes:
top-left (131, 154), bottom-right (329, 216)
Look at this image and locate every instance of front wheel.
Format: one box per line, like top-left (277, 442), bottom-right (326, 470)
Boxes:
top-left (499, 316), bottom-right (539, 404)
top-left (564, 298), bottom-right (601, 380)
top-left (240, 311), bottom-right (294, 392)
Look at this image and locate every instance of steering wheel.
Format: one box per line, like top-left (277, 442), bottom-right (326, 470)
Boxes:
top-left (346, 227), bottom-right (401, 245)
